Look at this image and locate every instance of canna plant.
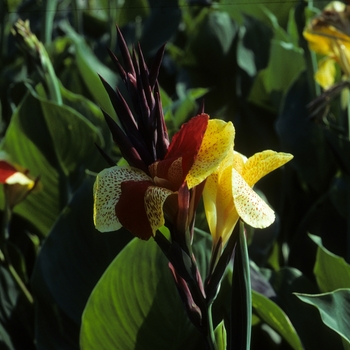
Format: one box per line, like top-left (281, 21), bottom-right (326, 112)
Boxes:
top-left (88, 27), bottom-right (293, 349)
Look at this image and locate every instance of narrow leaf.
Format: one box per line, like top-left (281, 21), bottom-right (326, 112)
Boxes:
top-left (252, 291), bottom-right (303, 350)
top-left (230, 221), bottom-right (251, 350)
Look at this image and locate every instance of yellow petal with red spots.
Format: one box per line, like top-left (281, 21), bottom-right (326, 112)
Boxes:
top-left (232, 168), bottom-right (275, 228)
top-left (186, 119), bottom-right (235, 189)
top-left (242, 151), bottom-right (293, 188)
top-left (144, 186), bottom-right (174, 235)
top-left (93, 166), bottom-right (152, 232)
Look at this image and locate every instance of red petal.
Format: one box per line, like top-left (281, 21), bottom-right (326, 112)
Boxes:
top-left (165, 114), bottom-right (209, 176)
top-left (116, 180), bottom-right (154, 240)
top-left (0, 161), bottom-right (18, 183)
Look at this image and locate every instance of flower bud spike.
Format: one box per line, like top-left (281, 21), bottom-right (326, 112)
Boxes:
top-left (107, 47), bottom-right (127, 82)
top-left (94, 143), bottom-right (115, 166)
top-left (168, 263), bottom-right (203, 330)
top-left (116, 26), bottom-right (136, 78)
top-left (102, 111), bottom-right (148, 172)
top-left (99, 75), bottom-right (138, 131)
top-left (149, 43), bottom-right (166, 89)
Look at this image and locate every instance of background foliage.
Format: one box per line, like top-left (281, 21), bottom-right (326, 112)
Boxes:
top-left (1, 0), bottom-right (350, 349)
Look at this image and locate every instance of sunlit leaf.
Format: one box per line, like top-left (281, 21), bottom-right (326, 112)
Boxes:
top-left (80, 230), bottom-right (211, 349)
top-left (252, 291), bottom-right (303, 350)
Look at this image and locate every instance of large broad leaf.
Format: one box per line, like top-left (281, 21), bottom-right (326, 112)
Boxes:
top-left (296, 289), bottom-right (350, 345)
top-left (252, 291), bottom-right (303, 350)
top-left (248, 40), bottom-right (305, 111)
top-left (0, 84), bottom-right (109, 235)
top-left (31, 176), bottom-right (133, 349)
top-left (80, 230), bottom-right (211, 349)
top-left (310, 234), bottom-right (350, 293)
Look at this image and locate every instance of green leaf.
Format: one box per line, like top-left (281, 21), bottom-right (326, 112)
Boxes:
top-left (252, 291), bottom-right (303, 350)
top-left (214, 320), bottom-right (227, 350)
top-left (230, 221), bottom-right (251, 350)
top-left (296, 289), bottom-right (350, 345)
top-left (117, 0), bottom-right (150, 28)
top-left (80, 230), bottom-right (211, 349)
top-left (248, 40), bottom-right (305, 111)
top-left (31, 176), bottom-right (132, 349)
top-left (310, 234), bottom-right (350, 292)
top-left (268, 267), bottom-right (344, 350)
top-left (61, 20), bottom-right (118, 121)
top-left (1, 84), bottom-right (108, 235)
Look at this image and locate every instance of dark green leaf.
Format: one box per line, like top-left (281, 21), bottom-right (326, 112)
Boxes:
top-left (310, 234), bottom-right (350, 292)
top-left (31, 176), bottom-right (132, 349)
top-left (296, 289), bottom-right (350, 345)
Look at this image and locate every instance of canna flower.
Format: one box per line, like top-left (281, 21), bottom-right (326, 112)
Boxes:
top-left (203, 147), bottom-right (293, 247)
top-left (303, 1), bottom-right (350, 89)
top-left (0, 156), bottom-right (39, 209)
top-left (93, 114), bottom-right (235, 240)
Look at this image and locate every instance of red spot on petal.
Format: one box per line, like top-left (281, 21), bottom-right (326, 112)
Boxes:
top-left (116, 180), bottom-right (154, 240)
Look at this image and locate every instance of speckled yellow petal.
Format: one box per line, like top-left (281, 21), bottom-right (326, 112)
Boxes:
top-left (232, 168), bottom-right (275, 228)
top-left (144, 186), bottom-right (174, 235)
top-left (203, 173), bottom-right (219, 242)
top-left (315, 57), bottom-right (336, 89)
top-left (186, 119), bottom-right (235, 189)
top-left (233, 151), bottom-right (247, 175)
top-left (93, 166), bottom-right (151, 232)
top-left (242, 151), bottom-right (293, 187)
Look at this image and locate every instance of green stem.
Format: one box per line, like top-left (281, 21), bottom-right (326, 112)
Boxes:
top-left (205, 303), bottom-right (217, 350)
top-left (0, 250), bottom-right (34, 304)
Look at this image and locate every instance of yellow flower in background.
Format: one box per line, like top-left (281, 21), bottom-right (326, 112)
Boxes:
top-left (203, 149), bottom-right (293, 247)
top-left (303, 1), bottom-right (350, 89)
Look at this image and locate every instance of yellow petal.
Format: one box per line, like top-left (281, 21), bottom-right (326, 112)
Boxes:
top-left (315, 57), bottom-right (336, 89)
top-left (233, 151), bottom-right (247, 175)
top-left (5, 172), bottom-right (35, 188)
top-left (93, 166), bottom-right (151, 232)
top-left (186, 119), bottom-right (235, 189)
top-left (144, 186), bottom-right (173, 235)
top-left (303, 29), bottom-right (334, 56)
top-left (232, 168), bottom-right (275, 228)
top-left (203, 173), bottom-right (219, 242)
top-left (203, 149), bottom-right (239, 245)
top-left (242, 150), bottom-right (293, 187)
